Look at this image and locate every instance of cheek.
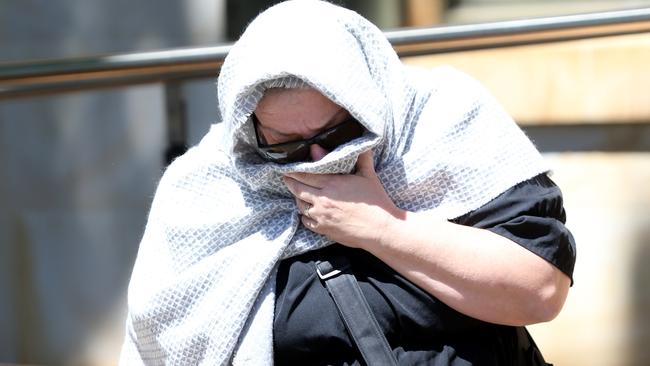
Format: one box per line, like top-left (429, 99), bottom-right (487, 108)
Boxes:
top-left (259, 127), bottom-right (288, 145)
top-left (310, 144), bottom-right (330, 162)
top-left (259, 130), bottom-right (275, 145)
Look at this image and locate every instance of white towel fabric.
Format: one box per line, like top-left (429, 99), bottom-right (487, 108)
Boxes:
top-left (120, 1), bottom-right (548, 365)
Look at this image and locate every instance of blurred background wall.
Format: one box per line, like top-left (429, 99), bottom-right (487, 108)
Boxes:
top-left (1, 0), bottom-right (649, 365)
top-left (0, 1), bottom-right (226, 364)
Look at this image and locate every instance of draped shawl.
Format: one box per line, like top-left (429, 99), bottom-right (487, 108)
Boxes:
top-left (120, 1), bottom-right (548, 364)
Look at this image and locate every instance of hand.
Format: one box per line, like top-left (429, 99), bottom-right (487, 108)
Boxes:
top-left (283, 150), bottom-right (404, 249)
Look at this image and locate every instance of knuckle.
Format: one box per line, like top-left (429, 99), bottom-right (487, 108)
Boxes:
top-left (318, 195), bottom-right (332, 207)
top-left (298, 191), bottom-right (310, 201)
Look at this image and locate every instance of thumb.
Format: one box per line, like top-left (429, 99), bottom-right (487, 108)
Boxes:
top-left (355, 150), bottom-right (376, 177)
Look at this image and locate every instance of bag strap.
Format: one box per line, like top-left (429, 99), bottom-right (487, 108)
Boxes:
top-left (316, 256), bottom-right (399, 366)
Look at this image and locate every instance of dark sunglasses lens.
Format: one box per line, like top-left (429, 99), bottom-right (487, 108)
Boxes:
top-left (255, 118), bottom-right (364, 164)
top-left (316, 119), bottom-right (364, 150)
top-left (285, 147), bottom-right (310, 162)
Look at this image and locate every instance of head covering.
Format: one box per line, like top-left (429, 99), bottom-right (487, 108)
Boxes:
top-left (120, 1), bottom-right (548, 364)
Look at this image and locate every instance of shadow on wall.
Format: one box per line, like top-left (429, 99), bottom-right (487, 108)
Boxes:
top-left (2, 86), bottom-right (166, 365)
top-left (631, 222), bottom-right (650, 365)
top-left (0, 0), bottom-right (212, 364)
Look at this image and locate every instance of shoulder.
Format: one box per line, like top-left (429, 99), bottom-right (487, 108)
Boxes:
top-left (453, 173), bottom-right (577, 281)
top-left (407, 65), bottom-right (491, 100)
top-left (149, 125), bottom-right (251, 222)
top-left (407, 65), bottom-right (508, 128)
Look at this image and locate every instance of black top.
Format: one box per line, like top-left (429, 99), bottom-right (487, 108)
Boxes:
top-left (274, 174), bottom-right (576, 365)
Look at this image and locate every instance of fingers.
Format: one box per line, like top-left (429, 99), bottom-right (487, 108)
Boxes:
top-left (355, 150), bottom-right (375, 177)
top-left (296, 198), bottom-right (320, 232)
top-left (297, 199), bottom-right (312, 218)
top-left (284, 174), bottom-right (323, 228)
top-left (283, 175), bottom-right (320, 203)
top-left (284, 172), bottom-right (329, 189)
top-left (301, 215), bottom-right (319, 231)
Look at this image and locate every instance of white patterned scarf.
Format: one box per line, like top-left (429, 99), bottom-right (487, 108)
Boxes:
top-left (120, 1), bottom-right (548, 365)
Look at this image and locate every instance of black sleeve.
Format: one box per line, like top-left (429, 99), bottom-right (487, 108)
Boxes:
top-left (451, 174), bottom-right (576, 283)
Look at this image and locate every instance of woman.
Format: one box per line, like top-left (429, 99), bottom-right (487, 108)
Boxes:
top-left (121, 1), bottom-right (576, 365)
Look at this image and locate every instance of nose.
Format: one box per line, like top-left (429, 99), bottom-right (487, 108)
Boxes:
top-left (309, 144), bottom-right (330, 162)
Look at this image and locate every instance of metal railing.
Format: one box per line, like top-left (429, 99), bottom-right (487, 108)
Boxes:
top-left (1, 7), bottom-right (650, 157)
top-left (2, 8), bottom-right (650, 99)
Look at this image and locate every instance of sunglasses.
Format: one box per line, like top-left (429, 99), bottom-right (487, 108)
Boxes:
top-left (253, 113), bottom-right (364, 163)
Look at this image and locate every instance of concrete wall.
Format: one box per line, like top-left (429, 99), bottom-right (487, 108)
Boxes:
top-left (531, 153), bottom-right (650, 366)
top-left (0, 1), bottom-right (225, 364)
top-left (403, 33), bottom-right (650, 365)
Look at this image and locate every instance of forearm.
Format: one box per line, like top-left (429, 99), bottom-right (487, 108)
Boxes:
top-left (366, 210), bottom-right (570, 326)
top-left (283, 157), bottom-right (570, 325)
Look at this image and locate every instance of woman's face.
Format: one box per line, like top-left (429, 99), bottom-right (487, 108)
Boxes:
top-left (254, 88), bottom-right (350, 162)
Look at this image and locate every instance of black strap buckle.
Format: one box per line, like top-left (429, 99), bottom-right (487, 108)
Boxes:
top-left (316, 256), bottom-right (350, 280)
top-left (316, 263), bottom-right (342, 280)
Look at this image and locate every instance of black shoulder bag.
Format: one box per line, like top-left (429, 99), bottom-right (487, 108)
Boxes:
top-left (316, 255), bottom-right (399, 366)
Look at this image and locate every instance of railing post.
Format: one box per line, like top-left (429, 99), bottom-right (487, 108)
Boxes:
top-left (164, 81), bottom-right (188, 165)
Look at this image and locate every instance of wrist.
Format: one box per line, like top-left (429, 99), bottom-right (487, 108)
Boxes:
top-left (371, 205), bottom-right (408, 253)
